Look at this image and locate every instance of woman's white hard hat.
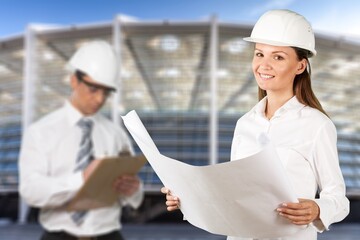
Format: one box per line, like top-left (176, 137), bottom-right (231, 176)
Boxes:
top-left (243, 9), bottom-right (317, 57)
top-left (66, 40), bottom-right (118, 90)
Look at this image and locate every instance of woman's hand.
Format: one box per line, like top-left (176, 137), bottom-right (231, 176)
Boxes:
top-left (161, 187), bottom-right (180, 211)
top-left (276, 198), bottom-right (320, 225)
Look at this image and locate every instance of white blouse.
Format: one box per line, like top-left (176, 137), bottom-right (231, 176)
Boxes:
top-left (228, 96), bottom-right (349, 240)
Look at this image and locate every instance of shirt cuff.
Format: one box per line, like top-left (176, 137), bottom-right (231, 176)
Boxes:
top-left (66, 171), bottom-right (84, 198)
top-left (313, 198), bottom-right (330, 231)
top-left (311, 220), bottom-right (326, 232)
top-left (121, 181), bottom-right (144, 209)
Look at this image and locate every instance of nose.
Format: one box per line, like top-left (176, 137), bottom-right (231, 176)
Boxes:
top-left (259, 61), bottom-right (271, 71)
top-left (257, 56), bottom-right (272, 71)
top-left (94, 90), bottom-right (107, 104)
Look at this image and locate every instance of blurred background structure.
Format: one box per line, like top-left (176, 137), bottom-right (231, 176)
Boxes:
top-left (0, 13), bottom-right (359, 226)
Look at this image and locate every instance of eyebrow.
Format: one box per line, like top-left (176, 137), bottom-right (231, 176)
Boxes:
top-left (254, 48), bottom-right (289, 56)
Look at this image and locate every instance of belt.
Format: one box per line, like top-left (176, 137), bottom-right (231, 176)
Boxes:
top-left (42, 230), bottom-right (123, 240)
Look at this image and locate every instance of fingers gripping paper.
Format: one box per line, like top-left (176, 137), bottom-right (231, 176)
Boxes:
top-left (122, 110), bottom-right (301, 238)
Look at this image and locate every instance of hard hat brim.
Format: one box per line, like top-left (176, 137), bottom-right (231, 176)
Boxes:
top-left (243, 37), bottom-right (317, 57)
top-left (65, 64), bottom-right (117, 91)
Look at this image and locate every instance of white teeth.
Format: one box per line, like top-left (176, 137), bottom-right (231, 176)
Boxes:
top-left (259, 73), bottom-right (273, 79)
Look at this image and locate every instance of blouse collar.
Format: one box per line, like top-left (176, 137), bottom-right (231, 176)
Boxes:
top-left (253, 96), bottom-right (305, 118)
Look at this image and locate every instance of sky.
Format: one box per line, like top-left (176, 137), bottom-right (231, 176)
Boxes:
top-left (0, 0), bottom-right (360, 40)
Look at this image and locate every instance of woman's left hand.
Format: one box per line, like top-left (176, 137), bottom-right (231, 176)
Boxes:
top-left (276, 198), bottom-right (320, 225)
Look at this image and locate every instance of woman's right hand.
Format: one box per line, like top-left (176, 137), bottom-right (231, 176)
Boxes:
top-left (161, 187), bottom-right (180, 211)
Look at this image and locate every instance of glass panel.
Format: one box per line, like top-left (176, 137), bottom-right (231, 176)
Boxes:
top-left (0, 39), bottom-right (23, 192)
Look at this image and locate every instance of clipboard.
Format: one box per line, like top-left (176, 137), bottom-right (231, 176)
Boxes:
top-left (67, 154), bottom-right (147, 211)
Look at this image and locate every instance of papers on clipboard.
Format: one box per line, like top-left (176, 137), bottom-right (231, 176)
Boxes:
top-left (67, 155), bottom-right (147, 211)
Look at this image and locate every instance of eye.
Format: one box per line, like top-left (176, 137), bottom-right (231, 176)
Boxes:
top-left (254, 52), bottom-right (263, 57)
top-left (274, 55), bottom-right (284, 60)
top-left (88, 86), bottom-right (99, 93)
top-left (103, 89), bottom-right (112, 97)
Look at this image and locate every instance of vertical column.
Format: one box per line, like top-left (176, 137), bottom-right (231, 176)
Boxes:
top-left (112, 15), bottom-right (122, 125)
top-left (209, 15), bottom-right (218, 165)
top-left (19, 24), bottom-right (38, 224)
top-left (22, 25), bottom-right (38, 131)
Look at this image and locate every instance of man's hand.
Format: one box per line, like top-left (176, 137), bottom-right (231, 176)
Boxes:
top-left (83, 159), bottom-right (102, 180)
top-left (113, 175), bottom-right (140, 197)
top-left (276, 198), bottom-right (320, 225)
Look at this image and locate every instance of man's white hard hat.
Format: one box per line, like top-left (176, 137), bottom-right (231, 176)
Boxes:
top-left (66, 40), bottom-right (118, 90)
top-left (243, 9), bottom-right (317, 57)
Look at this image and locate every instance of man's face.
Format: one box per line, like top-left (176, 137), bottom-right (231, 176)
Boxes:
top-left (70, 73), bottom-right (113, 116)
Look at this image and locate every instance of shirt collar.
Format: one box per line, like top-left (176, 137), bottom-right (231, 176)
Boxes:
top-left (64, 100), bottom-right (96, 126)
top-left (254, 97), bottom-right (268, 116)
top-left (281, 96), bottom-right (306, 113)
top-left (253, 96), bottom-right (305, 118)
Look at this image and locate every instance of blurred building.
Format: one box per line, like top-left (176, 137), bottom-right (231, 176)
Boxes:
top-left (0, 15), bottom-right (359, 223)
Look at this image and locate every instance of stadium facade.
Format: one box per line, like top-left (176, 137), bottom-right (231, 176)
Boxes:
top-left (0, 14), bottom-right (359, 223)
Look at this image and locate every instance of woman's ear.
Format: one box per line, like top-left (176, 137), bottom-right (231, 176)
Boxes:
top-left (296, 59), bottom-right (307, 75)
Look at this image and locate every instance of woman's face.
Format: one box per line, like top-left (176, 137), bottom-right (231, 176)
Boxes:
top-left (252, 43), bottom-right (306, 97)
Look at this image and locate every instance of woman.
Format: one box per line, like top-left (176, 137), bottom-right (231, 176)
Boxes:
top-left (161, 9), bottom-right (349, 240)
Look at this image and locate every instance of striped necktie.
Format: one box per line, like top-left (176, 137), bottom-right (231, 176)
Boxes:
top-left (74, 118), bottom-right (94, 172)
top-left (71, 118), bottom-right (94, 224)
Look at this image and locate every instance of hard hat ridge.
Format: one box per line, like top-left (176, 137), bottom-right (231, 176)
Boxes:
top-left (243, 9), bottom-right (317, 57)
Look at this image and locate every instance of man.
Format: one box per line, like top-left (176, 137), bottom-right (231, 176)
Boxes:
top-left (19, 40), bottom-right (143, 240)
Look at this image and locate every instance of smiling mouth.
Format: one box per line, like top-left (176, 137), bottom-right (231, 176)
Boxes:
top-left (259, 73), bottom-right (274, 79)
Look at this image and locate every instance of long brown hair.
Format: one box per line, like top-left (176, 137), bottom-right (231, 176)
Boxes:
top-left (257, 47), bottom-right (328, 117)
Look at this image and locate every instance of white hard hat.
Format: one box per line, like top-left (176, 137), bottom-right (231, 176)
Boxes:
top-left (66, 40), bottom-right (118, 89)
top-left (243, 9), bottom-right (316, 57)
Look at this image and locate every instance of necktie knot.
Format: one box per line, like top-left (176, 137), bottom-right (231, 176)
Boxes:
top-left (77, 118), bottom-right (93, 132)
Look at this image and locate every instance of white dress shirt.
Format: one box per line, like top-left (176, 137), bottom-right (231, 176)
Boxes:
top-left (227, 96), bottom-right (349, 240)
top-left (19, 101), bottom-right (144, 237)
